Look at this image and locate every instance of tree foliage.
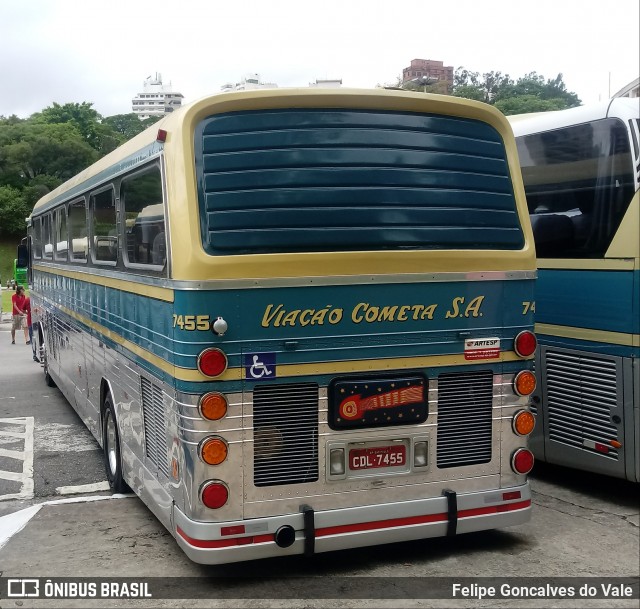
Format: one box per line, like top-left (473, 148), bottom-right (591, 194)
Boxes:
top-left (102, 113), bottom-right (159, 141)
top-left (391, 68), bottom-right (581, 115)
top-left (1, 69), bottom-right (582, 238)
top-left (451, 69), bottom-right (581, 113)
top-left (0, 105), bottom-right (155, 238)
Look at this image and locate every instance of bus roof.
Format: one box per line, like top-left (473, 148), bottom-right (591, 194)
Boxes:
top-left (508, 98), bottom-right (639, 137)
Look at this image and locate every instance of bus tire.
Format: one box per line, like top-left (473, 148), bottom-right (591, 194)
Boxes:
top-left (42, 345), bottom-right (56, 388)
top-left (102, 395), bottom-right (129, 493)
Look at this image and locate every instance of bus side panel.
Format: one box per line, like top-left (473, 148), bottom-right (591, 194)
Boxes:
top-left (534, 267), bottom-right (637, 480)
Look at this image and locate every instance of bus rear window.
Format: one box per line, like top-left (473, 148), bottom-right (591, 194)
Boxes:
top-left (195, 109), bottom-right (524, 255)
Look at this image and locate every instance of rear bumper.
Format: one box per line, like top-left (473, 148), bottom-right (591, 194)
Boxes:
top-left (173, 483), bottom-right (532, 565)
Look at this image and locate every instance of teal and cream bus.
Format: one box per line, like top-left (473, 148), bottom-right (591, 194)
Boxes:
top-left (510, 98), bottom-right (639, 482)
top-left (27, 88), bottom-right (537, 564)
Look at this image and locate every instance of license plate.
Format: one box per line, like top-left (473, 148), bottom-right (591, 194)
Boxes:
top-left (349, 445), bottom-right (406, 470)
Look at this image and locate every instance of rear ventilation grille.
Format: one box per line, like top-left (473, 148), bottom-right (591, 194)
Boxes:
top-left (437, 371), bottom-right (494, 468)
top-left (544, 349), bottom-right (620, 460)
top-left (253, 383), bottom-right (319, 487)
top-left (140, 376), bottom-right (170, 477)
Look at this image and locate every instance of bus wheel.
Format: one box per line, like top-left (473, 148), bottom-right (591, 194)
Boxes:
top-left (102, 395), bottom-right (129, 493)
top-left (42, 348), bottom-right (56, 388)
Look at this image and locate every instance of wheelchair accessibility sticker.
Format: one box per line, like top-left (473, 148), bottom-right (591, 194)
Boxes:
top-left (244, 352), bottom-right (277, 380)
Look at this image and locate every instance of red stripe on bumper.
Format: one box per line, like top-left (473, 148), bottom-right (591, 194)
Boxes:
top-left (177, 527), bottom-right (274, 549)
top-left (316, 499), bottom-right (531, 538)
top-left (177, 499), bottom-right (531, 548)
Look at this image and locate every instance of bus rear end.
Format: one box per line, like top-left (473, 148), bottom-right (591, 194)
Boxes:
top-left (161, 90), bottom-right (537, 563)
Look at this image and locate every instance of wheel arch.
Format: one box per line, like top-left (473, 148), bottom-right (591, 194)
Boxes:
top-left (99, 377), bottom-right (117, 436)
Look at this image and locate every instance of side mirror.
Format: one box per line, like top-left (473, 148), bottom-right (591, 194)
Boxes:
top-left (17, 243), bottom-right (29, 269)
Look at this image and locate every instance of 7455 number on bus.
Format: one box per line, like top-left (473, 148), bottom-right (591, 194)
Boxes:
top-left (172, 315), bottom-right (211, 331)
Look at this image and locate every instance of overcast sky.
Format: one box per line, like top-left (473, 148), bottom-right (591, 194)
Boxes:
top-left (1, 0), bottom-right (638, 118)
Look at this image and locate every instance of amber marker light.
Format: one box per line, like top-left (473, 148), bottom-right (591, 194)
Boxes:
top-left (514, 331), bottom-right (537, 358)
top-left (513, 410), bottom-right (535, 436)
top-left (197, 348), bottom-right (228, 378)
top-left (199, 437), bottom-right (228, 465)
top-left (514, 370), bottom-right (536, 396)
top-left (199, 392), bottom-right (228, 421)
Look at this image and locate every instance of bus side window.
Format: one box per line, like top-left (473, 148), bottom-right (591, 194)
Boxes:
top-left (530, 213), bottom-right (575, 258)
top-left (54, 207), bottom-right (68, 261)
top-left (68, 198), bottom-right (88, 262)
top-left (121, 164), bottom-right (165, 267)
top-left (91, 188), bottom-right (117, 264)
top-left (42, 213), bottom-right (53, 260)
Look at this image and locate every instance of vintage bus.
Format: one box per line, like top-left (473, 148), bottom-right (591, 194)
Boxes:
top-left (26, 88), bottom-right (537, 564)
top-left (510, 98), bottom-right (640, 482)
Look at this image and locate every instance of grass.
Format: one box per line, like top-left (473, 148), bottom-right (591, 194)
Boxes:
top-left (0, 238), bottom-right (27, 314)
top-left (0, 239), bottom-right (20, 287)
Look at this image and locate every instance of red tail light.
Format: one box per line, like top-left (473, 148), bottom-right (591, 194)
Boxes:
top-left (200, 481), bottom-right (229, 509)
top-left (197, 348), bottom-right (228, 378)
top-left (514, 331), bottom-right (537, 357)
top-left (511, 448), bottom-right (534, 475)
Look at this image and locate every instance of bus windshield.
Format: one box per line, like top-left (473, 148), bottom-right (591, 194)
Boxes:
top-left (516, 117), bottom-right (635, 258)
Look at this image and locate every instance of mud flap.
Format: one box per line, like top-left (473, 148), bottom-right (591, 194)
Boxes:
top-left (300, 504), bottom-right (315, 556)
top-left (442, 489), bottom-right (458, 536)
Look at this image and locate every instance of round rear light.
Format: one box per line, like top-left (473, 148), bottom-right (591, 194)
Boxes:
top-left (513, 410), bottom-right (536, 436)
top-left (514, 370), bottom-right (536, 396)
top-left (199, 392), bottom-right (228, 420)
top-left (199, 437), bottom-right (228, 465)
top-left (512, 448), bottom-right (535, 475)
top-left (200, 480), bottom-right (229, 509)
top-left (514, 331), bottom-right (537, 357)
top-left (197, 348), bottom-right (228, 378)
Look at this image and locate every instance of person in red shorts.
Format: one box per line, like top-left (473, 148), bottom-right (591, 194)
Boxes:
top-left (11, 285), bottom-right (29, 345)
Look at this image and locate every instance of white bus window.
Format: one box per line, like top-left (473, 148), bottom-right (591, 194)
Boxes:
top-left (42, 214), bottom-right (53, 260)
top-left (91, 188), bottom-right (117, 264)
top-left (54, 208), bottom-right (68, 261)
top-left (68, 199), bottom-right (88, 261)
top-left (121, 165), bottom-right (165, 267)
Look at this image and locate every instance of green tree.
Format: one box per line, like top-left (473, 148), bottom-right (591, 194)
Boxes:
top-left (0, 102), bottom-right (145, 238)
top-left (494, 95), bottom-right (569, 116)
top-left (2, 121), bottom-right (97, 182)
top-left (102, 113), bottom-right (159, 142)
top-left (0, 185), bottom-right (31, 237)
top-left (452, 69), bottom-right (581, 114)
top-left (32, 102), bottom-right (103, 148)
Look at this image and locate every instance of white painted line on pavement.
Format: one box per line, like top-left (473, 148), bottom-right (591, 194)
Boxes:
top-left (0, 493), bottom-right (134, 550)
top-left (56, 481), bottom-right (111, 495)
top-left (0, 416), bottom-right (34, 501)
top-left (0, 504), bottom-right (41, 551)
